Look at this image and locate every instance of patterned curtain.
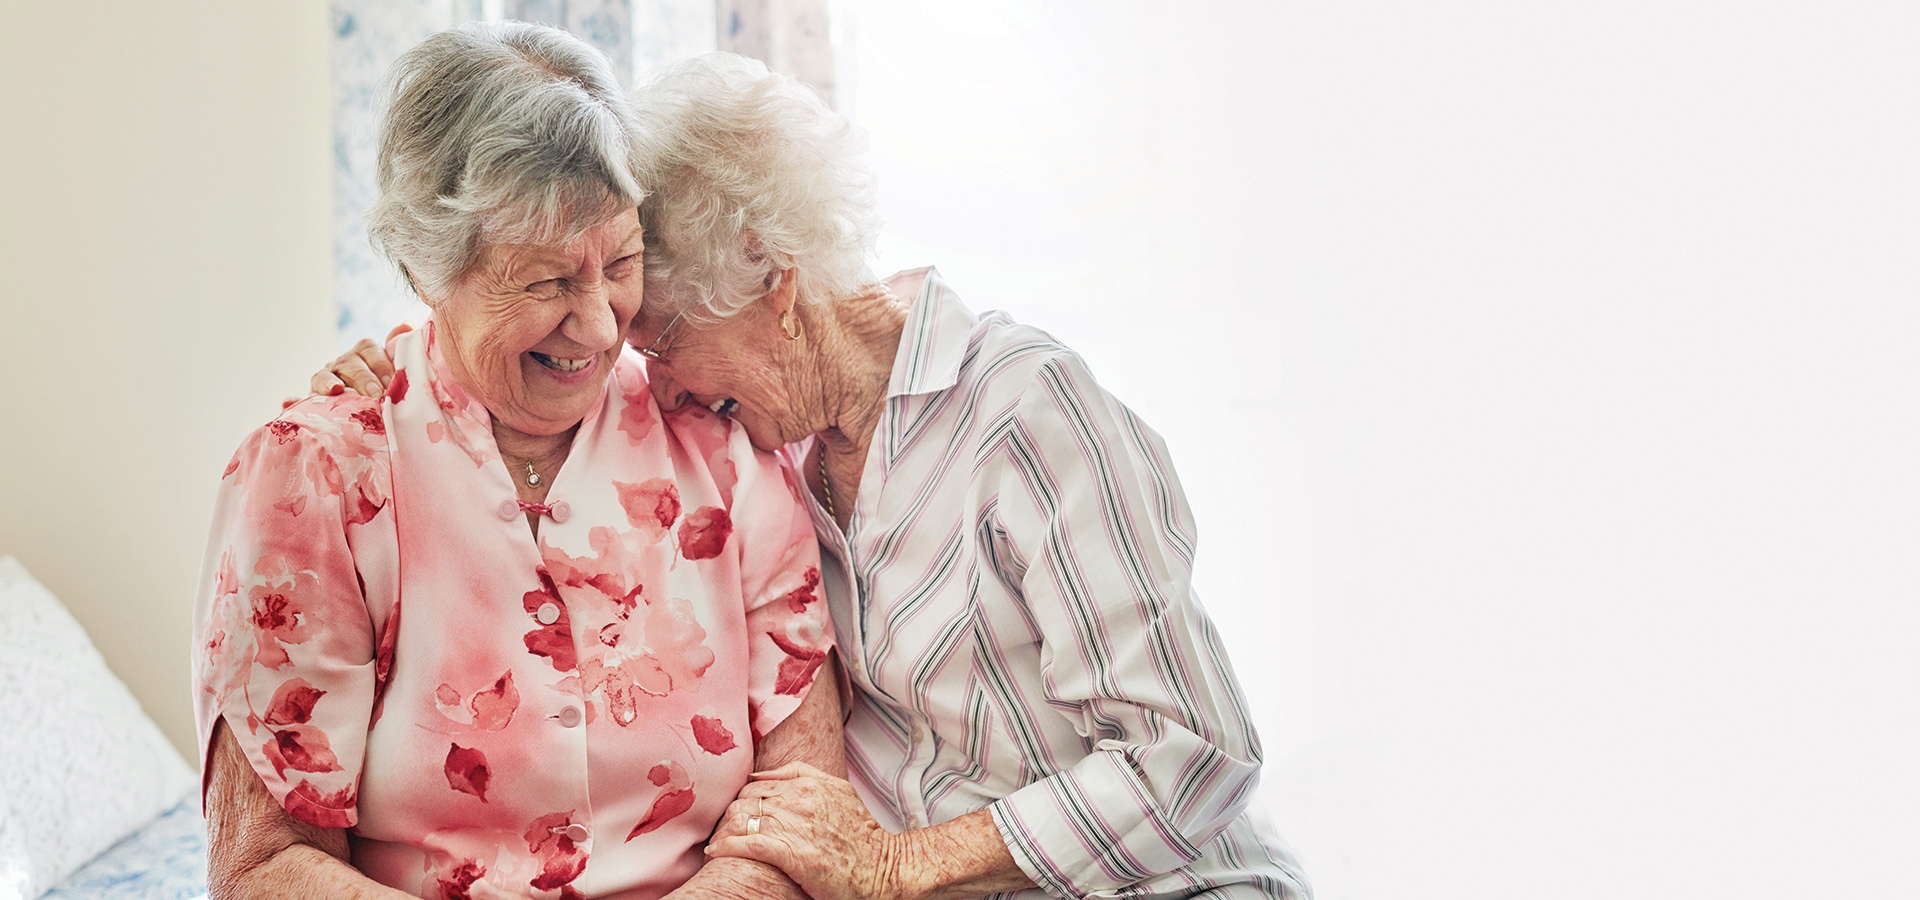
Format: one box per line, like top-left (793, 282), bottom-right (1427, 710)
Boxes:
top-left (330, 0), bottom-right (837, 345)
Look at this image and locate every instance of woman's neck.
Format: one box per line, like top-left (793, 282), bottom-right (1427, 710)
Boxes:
top-left (807, 284), bottom-right (906, 459)
top-left (493, 422), bottom-right (577, 472)
top-left (799, 284), bottom-right (906, 523)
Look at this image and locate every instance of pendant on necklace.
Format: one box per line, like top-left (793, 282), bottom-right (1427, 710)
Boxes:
top-left (524, 461), bottom-right (541, 487)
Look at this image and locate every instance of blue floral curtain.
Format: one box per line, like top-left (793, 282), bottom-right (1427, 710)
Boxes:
top-left (330, 0), bottom-right (835, 346)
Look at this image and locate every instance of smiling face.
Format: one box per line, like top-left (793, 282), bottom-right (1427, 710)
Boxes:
top-left (434, 209), bottom-right (646, 437)
top-left (626, 286), bottom-right (812, 452)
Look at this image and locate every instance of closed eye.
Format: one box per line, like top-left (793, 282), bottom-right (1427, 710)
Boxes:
top-left (606, 253), bottom-right (640, 280)
top-left (527, 279), bottom-right (563, 299)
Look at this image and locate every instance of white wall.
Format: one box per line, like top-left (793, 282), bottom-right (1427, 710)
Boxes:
top-left (0, 2), bottom-right (335, 764)
top-left (838, 1), bottom-right (1920, 898)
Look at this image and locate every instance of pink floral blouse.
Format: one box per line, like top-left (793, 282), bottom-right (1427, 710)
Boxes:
top-left (192, 323), bottom-right (831, 900)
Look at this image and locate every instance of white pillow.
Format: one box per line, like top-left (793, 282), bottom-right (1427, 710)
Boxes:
top-left (0, 779), bottom-right (33, 900)
top-left (0, 556), bottom-right (196, 897)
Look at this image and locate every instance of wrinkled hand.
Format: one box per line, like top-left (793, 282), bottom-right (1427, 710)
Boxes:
top-left (283, 323), bottom-right (410, 408)
top-left (706, 762), bottom-right (910, 900)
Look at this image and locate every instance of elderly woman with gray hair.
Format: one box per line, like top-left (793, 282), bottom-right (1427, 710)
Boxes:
top-left (197, 25), bottom-right (842, 900)
top-left (321, 52), bottom-right (1310, 899)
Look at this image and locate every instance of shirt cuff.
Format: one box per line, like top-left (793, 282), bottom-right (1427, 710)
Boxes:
top-left (987, 749), bottom-right (1203, 899)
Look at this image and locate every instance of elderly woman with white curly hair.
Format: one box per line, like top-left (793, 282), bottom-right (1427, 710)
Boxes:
top-left (321, 51), bottom-right (1310, 899)
top-left (198, 25), bottom-right (844, 900)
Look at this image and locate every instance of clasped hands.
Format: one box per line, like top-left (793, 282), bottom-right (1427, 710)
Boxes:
top-left (705, 762), bottom-right (914, 900)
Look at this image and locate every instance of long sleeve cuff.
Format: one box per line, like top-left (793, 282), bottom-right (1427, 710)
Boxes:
top-left (987, 749), bottom-right (1204, 899)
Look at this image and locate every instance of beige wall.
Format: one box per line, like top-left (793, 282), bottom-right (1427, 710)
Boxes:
top-left (0, 1), bottom-right (335, 764)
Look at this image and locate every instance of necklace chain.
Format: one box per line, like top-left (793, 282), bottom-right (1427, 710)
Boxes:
top-left (817, 448), bottom-right (836, 521)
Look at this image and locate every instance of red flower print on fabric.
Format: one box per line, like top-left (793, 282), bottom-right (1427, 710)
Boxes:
top-left (677, 506), bottom-right (732, 559)
top-left (467, 672), bottom-right (519, 731)
top-left (262, 679), bottom-right (325, 726)
top-left (444, 743), bottom-right (491, 802)
top-left (267, 419), bottom-right (300, 444)
top-left (778, 566), bottom-right (822, 614)
top-left (521, 568), bottom-right (576, 672)
top-left (617, 368), bottom-right (658, 445)
top-left (384, 368), bottom-right (408, 404)
top-left (769, 627), bottom-right (829, 696)
top-left (370, 599), bottom-right (400, 727)
top-left (245, 556), bottom-right (319, 670)
top-left (690, 715), bottom-right (736, 755)
top-left (615, 478), bottom-right (681, 531)
top-left (543, 526), bottom-right (656, 614)
top-left (628, 761), bottom-right (694, 840)
top-left (646, 596), bottom-right (716, 683)
top-left (349, 406), bottom-right (385, 436)
top-left (580, 656), bottom-right (670, 728)
top-left (263, 724), bottom-right (339, 777)
top-left (436, 859), bottom-right (484, 900)
top-left (524, 812), bottom-right (589, 891)
top-left (215, 548), bottom-right (240, 597)
top-left (433, 671), bottom-right (519, 732)
top-left (284, 781), bottom-right (355, 829)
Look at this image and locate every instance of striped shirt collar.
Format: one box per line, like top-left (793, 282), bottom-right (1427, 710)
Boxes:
top-left (884, 266), bottom-right (977, 399)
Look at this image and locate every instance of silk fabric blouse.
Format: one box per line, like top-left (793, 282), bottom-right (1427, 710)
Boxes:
top-left (193, 324), bottom-right (831, 899)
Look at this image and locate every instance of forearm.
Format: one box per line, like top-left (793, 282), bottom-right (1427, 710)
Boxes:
top-left (663, 856), bottom-right (809, 900)
top-left (754, 653), bottom-right (848, 777)
top-left (214, 843), bottom-right (411, 900)
top-left (206, 721), bottom-right (405, 900)
top-left (891, 809), bottom-right (1034, 900)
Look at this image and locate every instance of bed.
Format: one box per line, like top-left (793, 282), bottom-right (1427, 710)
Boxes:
top-left (0, 556), bottom-right (209, 900)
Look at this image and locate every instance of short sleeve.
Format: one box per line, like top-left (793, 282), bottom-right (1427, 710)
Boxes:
top-left (726, 431), bottom-right (832, 740)
top-left (191, 399), bottom-right (391, 829)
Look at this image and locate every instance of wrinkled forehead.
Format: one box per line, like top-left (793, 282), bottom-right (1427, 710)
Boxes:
top-left (478, 208), bottom-right (644, 274)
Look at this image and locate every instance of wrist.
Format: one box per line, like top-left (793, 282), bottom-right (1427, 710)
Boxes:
top-left (877, 829), bottom-right (931, 900)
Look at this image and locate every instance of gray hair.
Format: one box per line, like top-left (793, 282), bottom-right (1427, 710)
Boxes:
top-left (367, 22), bottom-right (646, 301)
top-left (632, 53), bottom-right (878, 323)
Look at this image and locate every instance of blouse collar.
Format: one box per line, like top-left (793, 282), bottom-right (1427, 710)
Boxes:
top-left (884, 267), bottom-right (977, 400)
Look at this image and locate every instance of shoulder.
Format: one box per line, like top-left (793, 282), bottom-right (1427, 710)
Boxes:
top-left (220, 394), bottom-right (391, 523)
top-left (955, 311), bottom-right (1101, 412)
top-left (243, 393), bottom-right (388, 464)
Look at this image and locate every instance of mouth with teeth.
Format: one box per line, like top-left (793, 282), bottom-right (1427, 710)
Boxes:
top-left (708, 398), bottom-right (738, 415)
top-left (529, 351), bottom-right (594, 374)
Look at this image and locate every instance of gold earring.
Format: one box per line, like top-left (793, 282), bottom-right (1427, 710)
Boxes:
top-left (778, 309), bottom-right (803, 341)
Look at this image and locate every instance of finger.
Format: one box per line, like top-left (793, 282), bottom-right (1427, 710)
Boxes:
top-left (309, 369), bottom-right (346, 398)
top-left (704, 833), bottom-right (793, 870)
top-left (332, 351), bottom-right (385, 398)
top-left (750, 761), bottom-right (829, 782)
top-left (717, 799), bottom-right (763, 836)
top-left (733, 780), bottom-right (782, 799)
top-left (385, 321), bottom-right (414, 341)
top-left (281, 397), bottom-right (299, 410)
top-left (357, 340), bottom-right (397, 383)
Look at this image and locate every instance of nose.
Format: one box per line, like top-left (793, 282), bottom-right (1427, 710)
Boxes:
top-left (562, 280), bottom-right (620, 351)
top-left (649, 364), bottom-right (690, 411)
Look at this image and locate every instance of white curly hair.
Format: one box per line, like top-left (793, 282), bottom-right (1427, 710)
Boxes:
top-left (631, 52), bottom-right (879, 323)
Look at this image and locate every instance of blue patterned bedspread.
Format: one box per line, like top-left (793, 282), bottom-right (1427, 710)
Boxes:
top-left (42, 794), bottom-right (207, 900)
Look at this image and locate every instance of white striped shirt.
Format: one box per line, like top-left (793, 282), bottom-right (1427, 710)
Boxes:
top-left (785, 269), bottom-right (1309, 899)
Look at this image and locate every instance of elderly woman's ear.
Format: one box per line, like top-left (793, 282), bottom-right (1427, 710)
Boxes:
top-left (767, 268), bottom-right (798, 315)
